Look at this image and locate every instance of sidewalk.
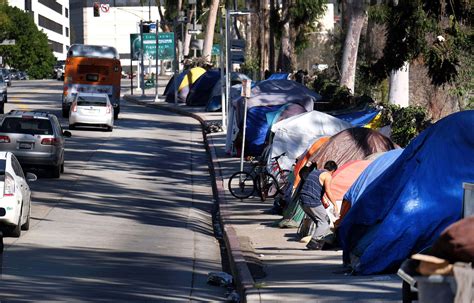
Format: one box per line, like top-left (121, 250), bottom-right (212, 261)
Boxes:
top-left (124, 91), bottom-right (403, 302)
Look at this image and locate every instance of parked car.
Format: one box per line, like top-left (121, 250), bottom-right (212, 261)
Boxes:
top-left (0, 68), bottom-right (11, 87)
top-left (17, 71), bottom-right (28, 80)
top-left (69, 93), bottom-right (114, 131)
top-left (0, 151), bottom-right (37, 237)
top-left (0, 111), bottom-right (72, 178)
top-left (0, 74), bottom-right (6, 112)
top-left (9, 69), bottom-right (19, 80)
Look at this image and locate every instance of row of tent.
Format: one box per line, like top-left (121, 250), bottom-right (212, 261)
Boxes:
top-left (163, 69), bottom-right (474, 274)
top-left (216, 76), bottom-right (473, 274)
top-left (163, 66), bottom-right (251, 112)
top-left (275, 111), bottom-right (474, 274)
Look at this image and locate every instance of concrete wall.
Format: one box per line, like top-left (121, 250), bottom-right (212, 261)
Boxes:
top-left (8, 0), bottom-right (71, 60)
top-left (81, 6), bottom-right (161, 67)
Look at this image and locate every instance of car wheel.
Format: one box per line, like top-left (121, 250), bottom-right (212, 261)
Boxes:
top-left (60, 162), bottom-right (64, 173)
top-left (9, 209), bottom-right (22, 237)
top-left (0, 102), bottom-right (4, 114)
top-left (4, 95), bottom-right (7, 103)
top-left (21, 205), bottom-right (30, 231)
top-left (51, 164), bottom-right (61, 178)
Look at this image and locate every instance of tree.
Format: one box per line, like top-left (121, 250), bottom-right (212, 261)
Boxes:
top-left (202, 0), bottom-right (219, 61)
top-left (0, 4), bottom-right (55, 79)
top-left (340, 0), bottom-right (367, 93)
top-left (371, 1), bottom-right (473, 87)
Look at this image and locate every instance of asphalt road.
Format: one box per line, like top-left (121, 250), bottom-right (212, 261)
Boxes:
top-left (0, 80), bottom-right (224, 301)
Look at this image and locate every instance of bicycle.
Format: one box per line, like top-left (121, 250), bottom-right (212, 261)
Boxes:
top-left (267, 152), bottom-right (291, 195)
top-left (228, 158), bottom-right (279, 201)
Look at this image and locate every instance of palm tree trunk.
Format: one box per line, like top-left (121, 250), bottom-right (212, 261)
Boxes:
top-left (279, 0), bottom-right (291, 72)
top-left (183, 9), bottom-right (195, 57)
top-left (269, 0), bottom-right (276, 72)
top-left (202, 0), bottom-right (220, 61)
top-left (340, 0), bottom-right (366, 93)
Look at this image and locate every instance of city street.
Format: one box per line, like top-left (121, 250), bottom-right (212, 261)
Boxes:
top-left (0, 80), bottom-right (224, 301)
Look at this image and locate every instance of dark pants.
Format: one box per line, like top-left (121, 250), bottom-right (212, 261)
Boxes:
top-left (301, 203), bottom-right (330, 242)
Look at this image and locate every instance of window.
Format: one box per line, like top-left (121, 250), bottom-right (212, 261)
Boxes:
top-left (38, 0), bottom-right (62, 14)
top-left (39, 15), bottom-right (63, 35)
top-left (65, 7), bottom-right (68, 17)
top-left (48, 40), bottom-right (64, 53)
top-left (0, 117), bottom-right (53, 135)
top-left (66, 27), bottom-right (69, 37)
top-left (24, 0), bottom-right (32, 11)
top-left (11, 156), bottom-right (25, 179)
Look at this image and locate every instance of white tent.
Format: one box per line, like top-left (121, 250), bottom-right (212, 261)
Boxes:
top-left (270, 111), bottom-right (352, 170)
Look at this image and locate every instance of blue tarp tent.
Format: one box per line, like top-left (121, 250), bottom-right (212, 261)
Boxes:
top-left (343, 149), bottom-right (404, 206)
top-left (245, 105), bottom-right (284, 156)
top-left (338, 110), bottom-right (474, 274)
top-left (268, 73), bottom-right (290, 80)
top-left (334, 108), bottom-right (380, 127)
top-left (186, 69), bottom-right (220, 106)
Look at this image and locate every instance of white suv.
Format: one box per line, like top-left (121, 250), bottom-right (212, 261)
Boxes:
top-left (0, 152), bottom-right (37, 237)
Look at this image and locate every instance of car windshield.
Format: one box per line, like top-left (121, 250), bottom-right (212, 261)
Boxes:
top-left (0, 117), bottom-right (53, 135)
top-left (77, 96), bottom-right (107, 107)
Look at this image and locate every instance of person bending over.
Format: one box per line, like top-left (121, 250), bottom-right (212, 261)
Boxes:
top-left (298, 160), bottom-right (338, 250)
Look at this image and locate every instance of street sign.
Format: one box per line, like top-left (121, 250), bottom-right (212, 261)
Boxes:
top-left (0, 39), bottom-right (16, 46)
top-left (231, 39), bottom-right (245, 50)
top-left (157, 32), bottom-right (175, 60)
top-left (230, 50), bottom-right (245, 64)
top-left (188, 29), bottom-right (201, 35)
top-left (241, 79), bottom-right (251, 97)
top-left (130, 33), bottom-right (174, 60)
top-left (211, 44), bottom-right (220, 56)
top-left (149, 23), bottom-right (157, 33)
top-left (100, 4), bottom-right (110, 13)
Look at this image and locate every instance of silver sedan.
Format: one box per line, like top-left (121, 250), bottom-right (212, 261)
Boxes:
top-left (69, 93), bottom-right (114, 131)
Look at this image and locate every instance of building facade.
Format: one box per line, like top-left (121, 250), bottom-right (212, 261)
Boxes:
top-left (70, 0), bottom-right (161, 68)
top-left (8, 0), bottom-right (71, 60)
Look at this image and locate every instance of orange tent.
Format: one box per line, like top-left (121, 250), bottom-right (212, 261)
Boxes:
top-left (327, 160), bottom-right (373, 204)
top-left (292, 136), bottom-right (330, 190)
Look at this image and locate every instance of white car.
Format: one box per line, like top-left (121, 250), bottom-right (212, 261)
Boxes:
top-left (0, 152), bottom-right (37, 237)
top-left (69, 93), bottom-right (114, 131)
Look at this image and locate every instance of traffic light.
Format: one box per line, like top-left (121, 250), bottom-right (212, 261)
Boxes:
top-left (142, 23), bottom-right (150, 33)
top-left (93, 2), bottom-right (100, 17)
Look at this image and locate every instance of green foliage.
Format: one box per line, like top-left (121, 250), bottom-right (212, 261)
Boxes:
top-left (0, 4), bottom-right (55, 79)
top-left (290, 0), bottom-right (327, 54)
top-left (379, 103), bottom-right (431, 147)
top-left (371, 1), bottom-right (473, 88)
top-left (312, 71), bottom-right (376, 111)
top-left (240, 53), bottom-right (260, 80)
top-left (271, 0), bottom-right (327, 54)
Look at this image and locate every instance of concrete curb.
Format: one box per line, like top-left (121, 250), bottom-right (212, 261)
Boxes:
top-left (123, 95), bottom-right (260, 302)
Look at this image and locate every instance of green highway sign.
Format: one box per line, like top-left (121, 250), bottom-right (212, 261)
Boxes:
top-left (130, 33), bottom-right (175, 60)
top-left (157, 32), bottom-right (175, 60)
top-left (211, 44), bottom-right (220, 56)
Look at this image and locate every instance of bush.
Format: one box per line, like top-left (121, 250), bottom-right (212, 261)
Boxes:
top-left (379, 103), bottom-right (431, 147)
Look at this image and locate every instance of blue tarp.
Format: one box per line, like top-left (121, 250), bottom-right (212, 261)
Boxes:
top-left (334, 108), bottom-right (380, 127)
top-left (338, 110), bottom-right (474, 274)
top-left (186, 70), bottom-right (220, 106)
top-left (343, 149), bottom-right (404, 205)
top-left (245, 105), bottom-right (283, 156)
top-left (268, 73), bottom-right (289, 80)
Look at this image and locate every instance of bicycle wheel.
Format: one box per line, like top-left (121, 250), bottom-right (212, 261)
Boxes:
top-left (258, 172), bottom-right (280, 201)
top-left (228, 171), bottom-right (256, 199)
